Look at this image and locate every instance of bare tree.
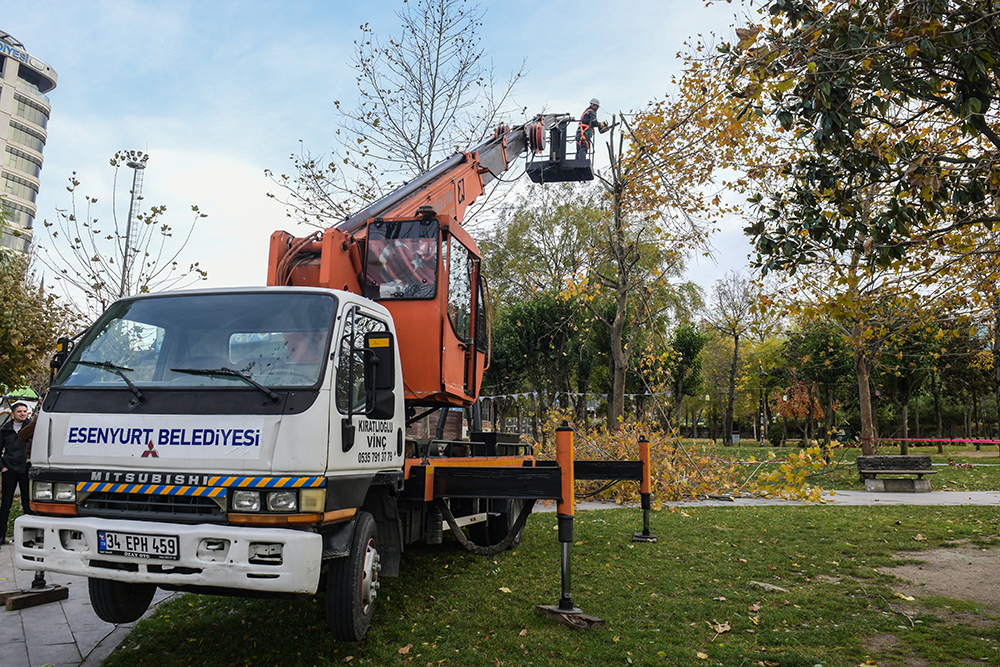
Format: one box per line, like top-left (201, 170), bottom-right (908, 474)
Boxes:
top-left (584, 122), bottom-right (705, 429)
top-left (35, 152), bottom-right (208, 317)
top-left (706, 271), bottom-right (754, 446)
top-left (267, 0), bottom-right (524, 228)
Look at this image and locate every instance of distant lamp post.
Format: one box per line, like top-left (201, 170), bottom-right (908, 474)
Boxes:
top-left (119, 150), bottom-right (150, 299)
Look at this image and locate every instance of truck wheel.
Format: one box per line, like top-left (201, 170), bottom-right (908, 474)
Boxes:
top-left (452, 499), bottom-right (490, 545)
top-left (486, 499), bottom-right (525, 548)
top-left (88, 577), bottom-right (156, 624)
top-left (327, 512), bottom-right (380, 642)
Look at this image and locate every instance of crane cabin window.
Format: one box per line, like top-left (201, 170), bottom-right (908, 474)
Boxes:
top-left (364, 219), bottom-right (439, 300)
top-left (447, 237), bottom-right (477, 342)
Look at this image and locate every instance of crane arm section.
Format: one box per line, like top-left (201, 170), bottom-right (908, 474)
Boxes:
top-left (333, 113), bottom-right (572, 235)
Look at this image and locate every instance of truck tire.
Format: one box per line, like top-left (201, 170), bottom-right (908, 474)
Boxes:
top-left (327, 512), bottom-right (380, 642)
top-left (452, 498), bottom-right (490, 545)
top-left (88, 577), bottom-right (157, 624)
top-left (486, 499), bottom-right (525, 548)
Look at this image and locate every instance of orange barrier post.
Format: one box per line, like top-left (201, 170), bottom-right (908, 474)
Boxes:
top-left (633, 437), bottom-right (657, 543)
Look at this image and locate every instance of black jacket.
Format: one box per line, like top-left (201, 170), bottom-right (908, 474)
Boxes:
top-left (0, 418), bottom-right (29, 473)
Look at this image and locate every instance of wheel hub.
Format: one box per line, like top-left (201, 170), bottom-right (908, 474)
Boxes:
top-left (360, 538), bottom-right (381, 614)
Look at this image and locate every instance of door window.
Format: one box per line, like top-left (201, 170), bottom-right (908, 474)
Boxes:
top-left (336, 307), bottom-right (389, 413)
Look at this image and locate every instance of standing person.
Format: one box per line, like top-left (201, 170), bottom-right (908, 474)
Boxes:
top-left (575, 98), bottom-right (608, 160)
top-left (0, 402), bottom-right (31, 545)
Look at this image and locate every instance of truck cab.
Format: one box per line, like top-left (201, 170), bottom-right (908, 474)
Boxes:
top-left (16, 286), bottom-right (404, 639)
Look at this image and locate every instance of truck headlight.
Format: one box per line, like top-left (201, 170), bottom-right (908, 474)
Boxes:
top-left (267, 490), bottom-right (297, 512)
top-left (33, 481), bottom-right (53, 501)
top-left (54, 482), bottom-right (77, 502)
top-left (232, 490), bottom-right (261, 511)
top-left (299, 488), bottom-right (326, 512)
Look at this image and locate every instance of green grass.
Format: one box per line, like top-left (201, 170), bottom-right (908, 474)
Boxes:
top-left (4, 495), bottom-right (21, 538)
top-left (104, 506), bottom-right (1000, 667)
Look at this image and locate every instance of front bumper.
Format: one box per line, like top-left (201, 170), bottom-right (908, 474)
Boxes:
top-left (13, 515), bottom-right (323, 595)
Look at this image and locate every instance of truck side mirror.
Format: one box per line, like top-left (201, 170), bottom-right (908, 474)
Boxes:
top-left (364, 332), bottom-right (396, 420)
top-left (51, 336), bottom-right (72, 370)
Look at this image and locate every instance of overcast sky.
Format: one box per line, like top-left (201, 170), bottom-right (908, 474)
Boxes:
top-left (6, 0), bottom-right (753, 303)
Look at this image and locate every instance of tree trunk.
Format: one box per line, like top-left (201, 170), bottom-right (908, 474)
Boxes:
top-left (965, 402), bottom-right (974, 449)
top-left (806, 383), bottom-right (815, 444)
top-left (933, 374), bottom-right (942, 438)
top-left (610, 356), bottom-right (627, 430)
top-left (605, 354), bottom-right (616, 428)
top-left (605, 178), bottom-right (636, 432)
top-left (824, 385), bottom-right (835, 445)
top-left (753, 404), bottom-right (759, 442)
top-left (725, 334), bottom-right (740, 446)
top-left (530, 390), bottom-right (538, 443)
top-left (900, 401), bottom-right (909, 455)
top-left (994, 291), bottom-right (1000, 455)
top-left (855, 338), bottom-right (876, 456)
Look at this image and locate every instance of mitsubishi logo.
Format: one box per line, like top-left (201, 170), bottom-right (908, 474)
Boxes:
top-left (141, 440), bottom-right (159, 458)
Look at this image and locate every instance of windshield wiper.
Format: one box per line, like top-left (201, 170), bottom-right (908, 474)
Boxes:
top-left (170, 367), bottom-right (281, 403)
top-left (76, 360), bottom-right (145, 403)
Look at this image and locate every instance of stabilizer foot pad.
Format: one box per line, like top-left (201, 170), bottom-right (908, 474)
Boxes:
top-left (535, 604), bottom-right (605, 630)
top-left (2, 585), bottom-right (69, 611)
top-left (633, 532), bottom-right (658, 543)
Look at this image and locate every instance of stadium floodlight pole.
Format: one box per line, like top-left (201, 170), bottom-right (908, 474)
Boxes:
top-left (119, 150), bottom-right (149, 299)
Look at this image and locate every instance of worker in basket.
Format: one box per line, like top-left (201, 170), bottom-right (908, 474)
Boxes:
top-left (575, 98), bottom-right (610, 160)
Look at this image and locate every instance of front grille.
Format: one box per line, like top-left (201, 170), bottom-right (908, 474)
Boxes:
top-left (80, 492), bottom-right (225, 523)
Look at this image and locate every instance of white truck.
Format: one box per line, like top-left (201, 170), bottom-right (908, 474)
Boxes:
top-left (16, 287), bottom-right (427, 640)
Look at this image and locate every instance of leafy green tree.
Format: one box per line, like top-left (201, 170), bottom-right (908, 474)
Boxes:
top-left (484, 291), bottom-right (591, 428)
top-left (481, 183), bottom-right (599, 304)
top-left (730, 0), bottom-right (1000, 272)
top-left (0, 255), bottom-right (70, 393)
top-left (743, 334), bottom-right (787, 442)
top-left (698, 330), bottom-right (735, 441)
top-left (664, 323), bottom-right (707, 428)
top-left (783, 319), bottom-right (856, 444)
top-left (935, 316), bottom-right (995, 440)
top-left (874, 309), bottom-right (949, 450)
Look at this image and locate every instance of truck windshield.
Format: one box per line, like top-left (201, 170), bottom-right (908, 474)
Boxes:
top-left (54, 292), bottom-right (337, 389)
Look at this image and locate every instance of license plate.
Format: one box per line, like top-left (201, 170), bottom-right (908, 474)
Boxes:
top-left (98, 530), bottom-right (179, 561)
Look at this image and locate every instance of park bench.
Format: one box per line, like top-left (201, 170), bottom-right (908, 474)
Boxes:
top-left (856, 455), bottom-right (937, 493)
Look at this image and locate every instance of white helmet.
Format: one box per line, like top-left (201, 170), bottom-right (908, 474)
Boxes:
top-left (590, 98), bottom-right (600, 106)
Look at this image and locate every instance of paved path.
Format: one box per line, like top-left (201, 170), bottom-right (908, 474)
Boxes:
top-left (3, 489), bottom-right (999, 666)
top-left (669, 489), bottom-right (1000, 507)
top-left (0, 541), bottom-right (174, 667)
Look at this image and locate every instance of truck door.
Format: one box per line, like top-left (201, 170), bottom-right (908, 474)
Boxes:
top-left (445, 236), bottom-right (483, 397)
top-left (334, 306), bottom-right (400, 469)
